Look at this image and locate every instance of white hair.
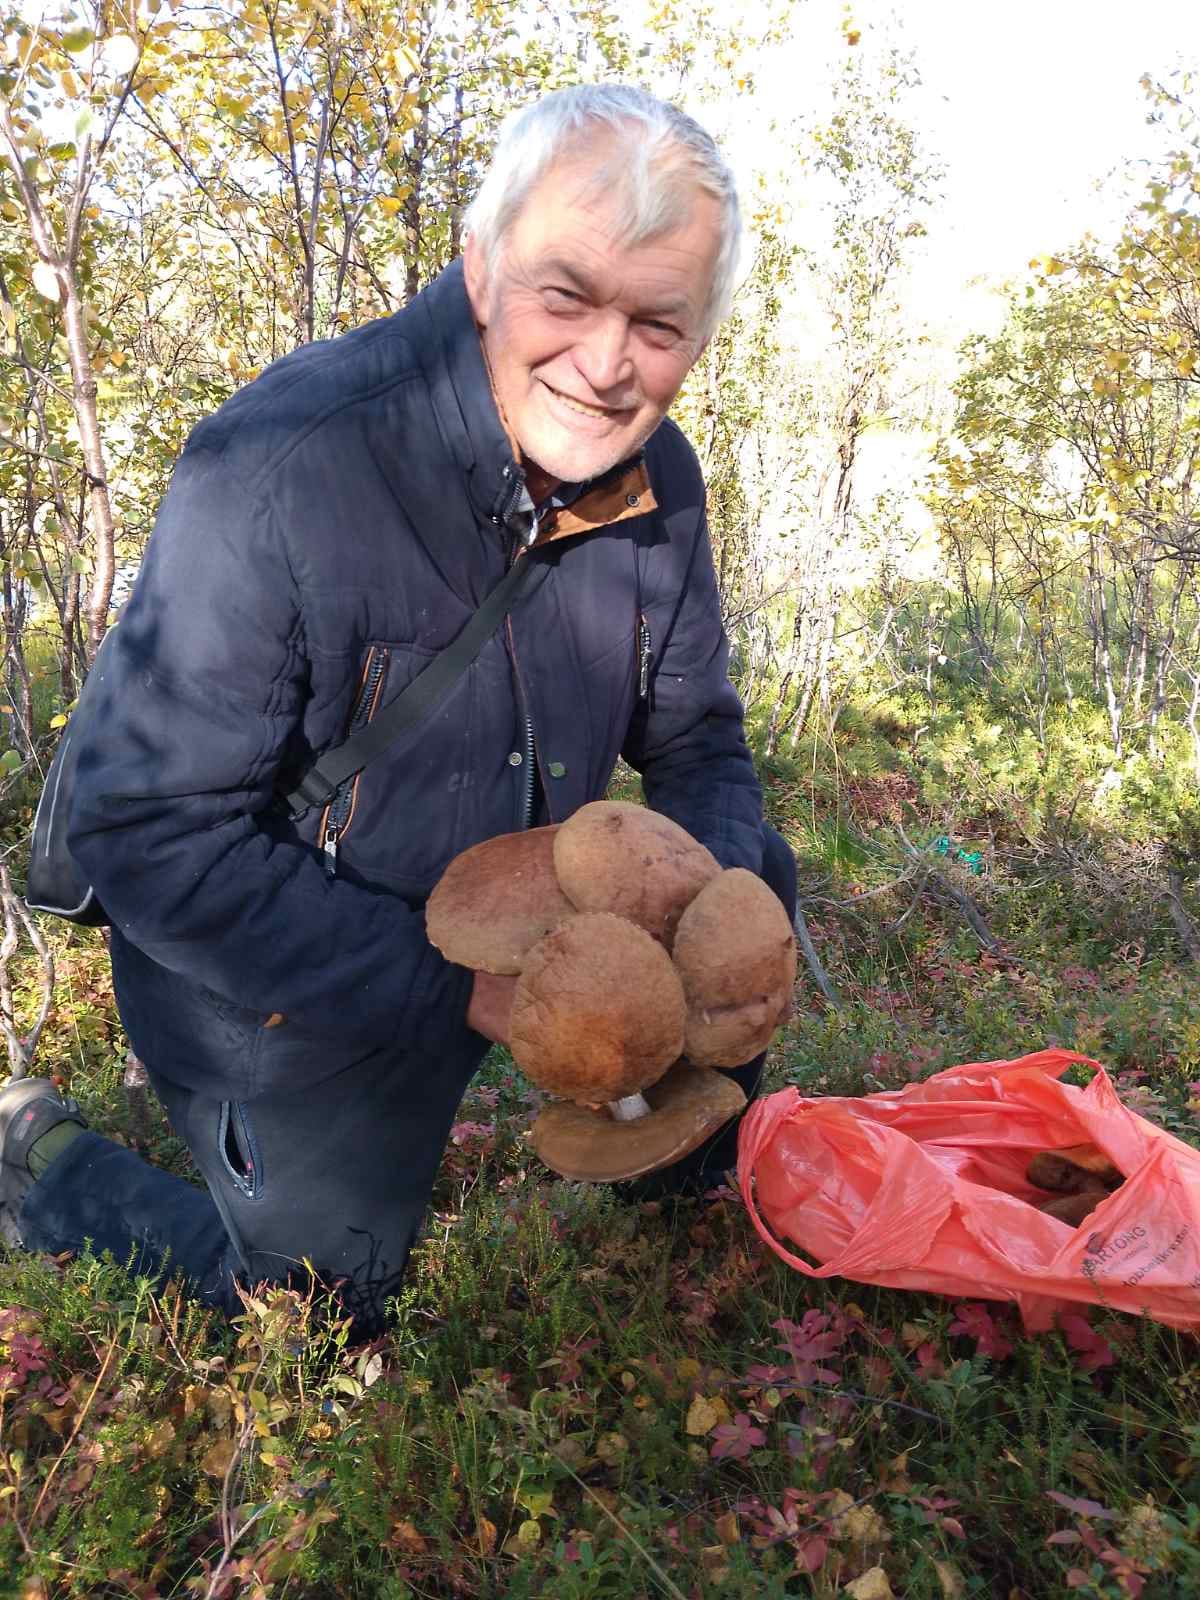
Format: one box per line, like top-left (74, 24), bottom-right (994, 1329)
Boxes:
top-left (463, 84), bottom-right (742, 340)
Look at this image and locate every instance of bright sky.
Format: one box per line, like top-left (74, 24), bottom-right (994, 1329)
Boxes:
top-left (886, 0), bottom-right (1199, 333)
top-left (672, 0), bottom-right (1199, 341)
top-left (640, 0), bottom-right (1198, 536)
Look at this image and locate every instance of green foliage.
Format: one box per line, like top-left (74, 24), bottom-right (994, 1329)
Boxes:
top-left (6, 724), bottom-right (1200, 1595)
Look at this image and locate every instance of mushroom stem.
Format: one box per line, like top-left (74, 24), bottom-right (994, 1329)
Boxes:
top-left (607, 1093), bottom-right (652, 1121)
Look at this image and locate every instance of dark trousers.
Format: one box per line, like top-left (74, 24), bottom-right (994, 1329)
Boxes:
top-left (18, 824), bottom-right (796, 1335)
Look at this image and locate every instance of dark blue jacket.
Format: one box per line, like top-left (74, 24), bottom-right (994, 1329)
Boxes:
top-left (68, 260), bottom-right (763, 1097)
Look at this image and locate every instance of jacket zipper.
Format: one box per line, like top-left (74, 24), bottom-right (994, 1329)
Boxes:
top-left (321, 646), bottom-right (390, 877)
top-left (520, 712), bottom-right (536, 829)
top-left (504, 611), bottom-right (541, 832)
top-left (494, 462), bottom-right (527, 540)
top-left (638, 613), bottom-right (653, 699)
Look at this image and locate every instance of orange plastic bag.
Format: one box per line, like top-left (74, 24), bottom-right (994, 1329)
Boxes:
top-left (738, 1049), bottom-right (1200, 1331)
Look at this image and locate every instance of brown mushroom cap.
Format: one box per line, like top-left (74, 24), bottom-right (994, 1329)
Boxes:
top-left (426, 825), bottom-right (573, 975)
top-left (1037, 1190), bottom-right (1109, 1227)
top-left (672, 868), bottom-right (797, 1068)
top-left (509, 911), bottom-right (686, 1101)
top-left (1026, 1145), bottom-right (1123, 1193)
top-left (552, 800), bottom-right (720, 948)
top-left (529, 1060), bottom-right (747, 1182)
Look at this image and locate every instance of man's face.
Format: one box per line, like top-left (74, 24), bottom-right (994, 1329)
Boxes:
top-left (464, 156), bottom-right (720, 488)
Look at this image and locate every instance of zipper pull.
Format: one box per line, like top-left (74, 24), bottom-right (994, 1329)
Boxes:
top-left (323, 821), bottom-right (340, 877)
top-left (638, 614), bottom-right (652, 699)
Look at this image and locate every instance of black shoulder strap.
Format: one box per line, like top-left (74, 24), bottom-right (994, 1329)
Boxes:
top-left (285, 555), bottom-right (542, 815)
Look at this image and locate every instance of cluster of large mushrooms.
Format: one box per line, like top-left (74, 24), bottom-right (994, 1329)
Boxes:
top-left (427, 801), bottom-right (798, 1182)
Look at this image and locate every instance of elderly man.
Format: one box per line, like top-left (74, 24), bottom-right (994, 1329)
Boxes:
top-left (0, 85), bottom-right (795, 1332)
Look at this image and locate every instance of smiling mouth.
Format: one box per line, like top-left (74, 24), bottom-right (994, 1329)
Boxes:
top-left (542, 381), bottom-right (630, 421)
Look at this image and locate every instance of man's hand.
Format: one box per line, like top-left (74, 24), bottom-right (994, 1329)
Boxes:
top-left (467, 971), bottom-right (517, 1044)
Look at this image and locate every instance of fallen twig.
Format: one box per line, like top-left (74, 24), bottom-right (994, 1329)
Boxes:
top-left (793, 904), bottom-right (841, 1010)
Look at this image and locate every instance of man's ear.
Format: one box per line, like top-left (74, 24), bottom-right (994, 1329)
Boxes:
top-left (462, 234), bottom-right (489, 326)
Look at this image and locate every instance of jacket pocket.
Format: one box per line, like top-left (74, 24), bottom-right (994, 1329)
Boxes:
top-left (218, 1099), bottom-right (263, 1199)
top-left (317, 645), bottom-right (391, 876)
top-left (313, 638), bottom-right (471, 894)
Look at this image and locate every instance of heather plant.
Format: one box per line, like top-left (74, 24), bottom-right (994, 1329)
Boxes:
top-left (5, 780), bottom-right (1200, 1598)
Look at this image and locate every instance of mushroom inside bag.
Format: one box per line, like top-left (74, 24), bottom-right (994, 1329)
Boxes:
top-left (739, 1048), bottom-right (1200, 1333)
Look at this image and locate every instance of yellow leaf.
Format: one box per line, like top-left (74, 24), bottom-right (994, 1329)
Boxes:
top-left (200, 1436), bottom-right (237, 1477)
top-left (934, 1559), bottom-right (966, 1598)
top-left (1178, 351), bottom-right (1196, 378)
top-left (676, 1357), bottom-right (701, 1381)
top-left (32, 262), bottom-right (61, 303)
top-left (838, 1504), bottom-right (891, 1545)
top-left (714, 1510), bottom-right (740, 1545)
top-left (685, 1395), bottom-right (720, 1436)
top-left (844, 1568), bottom-right (896, 1600)
top-left (49, 714), bottom-right (68, 729)
top-left (378, 196), bottom-right (403, 216)
top-left (475, 1517), bottom-right (497, 1556)
top-left (109, 349), bottom-right (128, 367)
top-left (700, 1546), bottom-right (729, 1580)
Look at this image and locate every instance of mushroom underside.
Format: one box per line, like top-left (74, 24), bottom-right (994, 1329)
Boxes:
top-left (528, 1060), bottom-right (747, 1182)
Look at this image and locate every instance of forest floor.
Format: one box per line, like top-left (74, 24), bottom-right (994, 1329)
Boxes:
top-left (4, 736), bottom-right (1200, 1600)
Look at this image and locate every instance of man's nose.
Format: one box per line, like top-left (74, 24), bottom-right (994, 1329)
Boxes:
top-left (574, 314), bottom-right (634, 394)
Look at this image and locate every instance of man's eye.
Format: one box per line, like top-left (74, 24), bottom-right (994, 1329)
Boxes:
top-left (545, 286), bottom-right (583, 308)
top-left (641, 319), bottom-right (682, 342)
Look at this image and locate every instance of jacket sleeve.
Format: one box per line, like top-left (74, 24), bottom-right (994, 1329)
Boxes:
top-left (621, 504), bottom-right (765, 874)
top-left (67, 442), bottom-right (473, 1052)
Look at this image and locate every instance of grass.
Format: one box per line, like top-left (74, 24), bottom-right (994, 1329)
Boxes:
top-left (4, 712), bottom-right (1200, 1597)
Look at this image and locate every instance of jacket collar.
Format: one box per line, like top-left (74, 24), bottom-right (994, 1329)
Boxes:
top-left (416, 258), bottom-right (517, 531)
top-left (414, 258), bottom-right (656, 543)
